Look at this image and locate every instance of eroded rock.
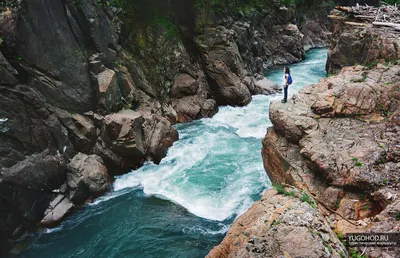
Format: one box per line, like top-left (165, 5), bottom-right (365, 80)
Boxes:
top-left (262, 64), bottom-right (400, 258)
top-left (0, 152), bottom-right (67, 240)
top-left (142, 115), bottom-right (179, 164)
top-left (207, 189), bottom-right (347, 258)
top-left (67, 153), bottom-right (111, 204)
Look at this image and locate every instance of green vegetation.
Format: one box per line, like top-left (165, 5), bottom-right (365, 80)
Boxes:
top-left (376, 157), bottom-right (386, 164)
top-left (274, 184), bottom-right (286, 194)
top-left (300, 192), bottom-right (316, 208)
top-left (359, 193), bottom-right (366, 201)
top-left (383, 0), bottom-right (400, 4)
top-left (351, 72), bottom-right (367, 83)
top-left (273, 184), bottom-right (295, 197)
top-left (360, 204), bottom-right (370, 211)
top-left (365, 61), bottom-right (379, 70)
top-left (272, 219), bottom-right (281, 226)
top-left (352, 157), bottom-right (363, 167)
top-left (395, 212), bottom-right (400, 221)
top-left (335, 195), bottom-right (342, 210)
top-left (274, 184), bottom-right (318, 209)
top-left (349, 249), bottom-right (366, 258)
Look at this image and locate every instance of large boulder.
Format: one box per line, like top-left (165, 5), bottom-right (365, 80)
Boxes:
top-left (67, 153), bottom-right (111, 204)
top-left (171, 74), bottom-right (199, 98)
top-left (55, 108), bottom-right (98, 153)
top-left (40, 153), bottom-right (111, 226)
top-left (0, 153), bottom-right (67, 241)
top-left (103, 110), bottom-right (146, 158)
top-left (41, 194), bottom-right (74, 227)
top-left (206, 60), bottom-right (251, 106)
top-left (92, 68), bottom-right (122, 112)
top-left (172, 72), bottom-right (218, 122)
top-left (253, 77), bottom-right (281, 95)
top-left (96, 110), bottom-right (180, 171)
top-left (207, 189), bottom-right (347, 258)
top-left (143, 115), bottom-right (179, 164)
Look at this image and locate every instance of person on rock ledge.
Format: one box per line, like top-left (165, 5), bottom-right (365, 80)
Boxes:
top-left (282, 66), bottom-right (292, 103)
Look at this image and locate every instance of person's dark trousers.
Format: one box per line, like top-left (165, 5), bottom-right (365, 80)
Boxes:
top-left (283, 85), bottom-right (289, 102)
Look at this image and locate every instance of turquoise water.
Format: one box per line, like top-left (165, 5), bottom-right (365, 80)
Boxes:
top-left (19, 48), bottom-right (327, 258)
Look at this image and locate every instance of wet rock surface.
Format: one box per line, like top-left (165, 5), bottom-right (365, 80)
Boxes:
top-left (0, 153), bottom-right (67, 244)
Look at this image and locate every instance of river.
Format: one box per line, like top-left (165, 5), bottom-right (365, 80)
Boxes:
top-left (19, 48), bottom-right (328, 258)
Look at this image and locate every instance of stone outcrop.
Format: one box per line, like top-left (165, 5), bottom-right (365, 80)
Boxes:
top-left (262, 64), bottom-right (400, 257)
top-left (253, 78), bottom-right (281, 95)
top-left (67, 153), bottom-right (111, 203)
top-left (142, 115), bottom-right (179, 164)
top-left (0, 153), bottom-right (67, 241)
top-left (327, 8), bottom-right (400, 74)
top-left (207, 189), bottom-right (347, 258)
top-left (0, 85), bottom-right (72, 169)
top-left (96, 110), bottom-right (179, 172)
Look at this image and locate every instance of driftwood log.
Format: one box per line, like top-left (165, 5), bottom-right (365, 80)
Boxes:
top-left (334, 4), bottom-right (400, 26)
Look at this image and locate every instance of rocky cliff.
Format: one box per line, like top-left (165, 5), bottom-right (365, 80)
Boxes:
top-left (207, 189), bottom-right (348, 258)
top-left (208, 4), bottom-right (400, 258)
top-left (0, 0), bottom-right (333, 252)
top-left (261, 8), bottom-right (399, 258)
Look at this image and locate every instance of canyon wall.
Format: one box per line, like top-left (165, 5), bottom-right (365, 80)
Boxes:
top-left (208, 4), bottom-right (400, 258)
top-left (262, 10), bottom-right (400, 258)
top-left (0, 0), bottom-right (332, 252)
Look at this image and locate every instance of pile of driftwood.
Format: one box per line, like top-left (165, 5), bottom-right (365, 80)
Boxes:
top-left (335, 3), bottom-right (400, 31)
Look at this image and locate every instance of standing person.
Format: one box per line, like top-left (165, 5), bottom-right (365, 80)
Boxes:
top-left (282, 66), bottom-right (292, 103)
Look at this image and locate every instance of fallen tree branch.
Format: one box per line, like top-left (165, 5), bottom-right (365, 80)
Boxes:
top-left (372, 21), bottom-right (400, 31)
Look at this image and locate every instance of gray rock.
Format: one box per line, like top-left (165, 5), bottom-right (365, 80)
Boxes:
top-left (102, 110), bottom-right (146, 164)
top-left (55, 108), bottom-right (97, 153)
top-left (0, 0), bottom-right (117, 112)
top-left (41, 195), bottom-right (74, 226)
top-left (92, 68), bottom-right (122, 112)
top-left (67, 153), bottom-right (110, 204)
top-left (142, 115), bottom-right (179, 164)
top-left (326, 14), bottom-right (400, 74)
top-left (206, 60), bottom-right (251, 106)
top-left (253, 78), bottom-right (281, 95)
top-left (0, 152), bottom-right (67, 240)
top-left (171, 74), bottom-right (199, 98)
top-left (0, 85), bottom-right (72, 168)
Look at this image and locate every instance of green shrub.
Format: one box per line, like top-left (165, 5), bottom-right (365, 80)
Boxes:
top-left (300, 193), bottom-right (316, 208)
